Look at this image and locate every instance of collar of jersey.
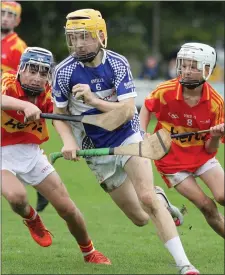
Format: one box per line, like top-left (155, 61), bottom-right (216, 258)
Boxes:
top-left (2, 32), bottom-right (17, 42)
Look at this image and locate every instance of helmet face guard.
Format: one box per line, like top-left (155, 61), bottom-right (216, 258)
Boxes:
top-left (18, 47), bottom-right (54, 96)
top-left (65, 9), bottom-right (107, 63)
top-left (176, 58), bottom-right (206, 89)
top-left (176, 42), bottom-right (217, 89)
top-left (65, 29), bottom-right (102, 62)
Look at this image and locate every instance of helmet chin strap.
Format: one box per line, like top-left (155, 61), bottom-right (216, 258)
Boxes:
top-left (179, 79), bottom-right (205, 90)
top-left (74, 45), bottom-right (101, 63)
top-left (18, 75), bottom-right (45, 96)
top-left (1, 27), bottom-right (11, 34)
top-left (21, 84), bottom-right (44, 96)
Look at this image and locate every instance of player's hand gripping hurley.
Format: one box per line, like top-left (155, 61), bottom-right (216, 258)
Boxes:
top-left (171, 129), bottom-right (223, 138)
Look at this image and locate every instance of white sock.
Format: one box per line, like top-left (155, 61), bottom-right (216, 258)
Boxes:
top-left (24, 208), bottom-right (37, 221)
top-left (165, 236), bottom-right (191, 268)
top-left (82, 248), bottom-right (95, 256)
top-left (30, 211), bottom-right (37, 220)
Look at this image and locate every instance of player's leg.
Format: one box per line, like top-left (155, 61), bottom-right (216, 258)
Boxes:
top-left (124, 157), bottom-right (199, 274)
top-left (36, 191), bottom-right (49, 212)
top-left (88, 143), bottom-right (183, 226)
top-left (154, 186), bottom-right (184, 226)
top-left (35, 172), bottom-right (110, 264)
top-left (29, 155), bottom-right (110, 264)
top-left (109, 179), bottom-right (183, 227)
top-left (197, 159), bottom-right (224, 237)
top-left (174, 174), bottom-right (224, 238)
top-left (197, 159), bottom-right (224, 206)
top-left (125, 157), bottom-right (177, 240)
top-left (121, 132), bottom-right (183, 224)
top-left (1, 170), bottom-right (52, 247)
top-left (35, 171), bottom-right (91, 244)
top-left (109, 176), bottom-right (150, 226)
top-left (2, 170), bottom-right (31, 217)
top-left (36, 151), bottom-right (49, 212)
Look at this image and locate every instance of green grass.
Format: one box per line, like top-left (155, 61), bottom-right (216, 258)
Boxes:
top-left (2, 119), bottom-right (224, 274)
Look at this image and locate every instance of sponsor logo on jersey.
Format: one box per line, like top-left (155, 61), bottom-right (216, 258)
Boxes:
top-left (124, 80), bottom-right (134, 89)
top-left (200, 119), bottom-right (211, 124)
top-left (53, 89), bottom-right (61, 97)
top-left (168, 112), bottom-right (179, 119)
top-left (91, 78), bottom-right (104, 84)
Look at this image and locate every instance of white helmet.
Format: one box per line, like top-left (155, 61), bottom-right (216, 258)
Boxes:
top-left (176, 42), bottom-right (217, 88)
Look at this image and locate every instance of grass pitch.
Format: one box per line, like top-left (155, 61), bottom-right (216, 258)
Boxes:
top-left (1, 119), bottom-right (224, 274)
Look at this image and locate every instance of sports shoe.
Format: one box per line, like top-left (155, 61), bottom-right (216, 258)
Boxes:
top-left (179, 265), bottom-right (200, 274)
top-left (84, 250), bottom-right (111, 265)
top-left (24, 214), bottom-right (52, 247)
top-left (154, 186), bottom-right (184, 226)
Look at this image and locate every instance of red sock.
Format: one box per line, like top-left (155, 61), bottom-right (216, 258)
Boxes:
top-left (79, 240), bottom-right (95, 256)
top-left (24, 206), bottom-right (36, 220)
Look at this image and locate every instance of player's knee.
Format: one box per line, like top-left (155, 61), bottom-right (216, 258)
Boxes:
top-left (55, 199), bottom-right (77, 219)
top-left (139, 192), bottom-right (152, 205)
top-left (7, 191), bottom-right (27, 206)
top-left (132, 217), bottom-right (149, 227)
top-left (199, 197), bottom-right (218, 217)
top-left (139, 192), bottom-right (158, 213)
top-left (214, 194), bottom-right (225, 206)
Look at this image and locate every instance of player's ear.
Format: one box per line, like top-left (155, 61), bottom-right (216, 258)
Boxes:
top-left (99, 31), bottom-right (105, 42)
top-left (15, 17), bottom-right (21, 27)
top-left (205, 65), bottom-right (210, 77)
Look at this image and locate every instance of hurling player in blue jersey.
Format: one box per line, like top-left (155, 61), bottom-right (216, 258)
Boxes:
top-left (52, 9), bottom-right (199, 274)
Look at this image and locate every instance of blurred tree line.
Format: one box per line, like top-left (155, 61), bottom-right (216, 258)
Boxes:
top-left (17, 1), bottom-right (224, 76)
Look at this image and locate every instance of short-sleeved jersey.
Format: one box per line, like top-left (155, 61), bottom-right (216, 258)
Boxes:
top-left (53, 49), bottom-right (141, 149)
top-left (1, 71), bottom-right (53, 146)
top-left (1, 32), bottom-right (27, 73)
top-left (145, 78), bottom-right (224, 174)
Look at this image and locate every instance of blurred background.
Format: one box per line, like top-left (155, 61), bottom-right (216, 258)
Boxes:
top-left (17, 1), bottom-right (224, 107)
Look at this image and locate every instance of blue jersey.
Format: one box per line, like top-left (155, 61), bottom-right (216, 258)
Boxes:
top-left (53, 49), bottom-right (141, 148)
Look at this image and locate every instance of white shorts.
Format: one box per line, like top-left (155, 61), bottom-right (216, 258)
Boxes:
top-left (1, 144), bottom-right (55, 186)
top-left (161, 157), bottom-right (222, 187)
top-left (85, 132), bottom-right (143, 192)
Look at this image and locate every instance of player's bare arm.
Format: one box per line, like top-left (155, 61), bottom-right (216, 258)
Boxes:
top-left (205, 123), bottom-right (225, 153)
top-left (139, 104), bottom-right (152, 132)
top-left (2, 94), bottom-right (36, 111)
top-left (72, 83), bottom-right (135, 116)
top-left (53, 103), bottom-right (80, 161)
top-left (1, 94), bottom-right (42, 121)
top-left (72, 83), bottom-right (135, 114)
